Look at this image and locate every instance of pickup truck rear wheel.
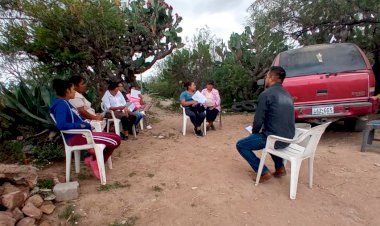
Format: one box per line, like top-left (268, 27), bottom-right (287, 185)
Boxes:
top-left (344, 118), bottom-right (367, 132)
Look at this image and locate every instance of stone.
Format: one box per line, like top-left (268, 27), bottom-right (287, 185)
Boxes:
top-left (0, 211), bottom-right (16, 226)
top-left (39, 201), bottom-right (55, 215)
top-left (10, 208), bottom-right (24, 221)
top-left (0, 186), bottom-right (4, 196)
top-left (26, 195), bottom-right (44, 208)
top-left (22, 202), bottom-right (42, 220)
top-left (22, 145), bottom-right (34, 155)
top-left (29, 187), bottom-right (39, 196)
top-left (0, 164), bottom-right (38, 188)
top-left (39, 220), bottom-right (52, 226)
top-left (16, 217), bottom-right (36, 226)
top-left (2, 191), bottom-right (28, 209)
top-left (2, 182), bottom-right (21, 195)
top-left (53, 182), bottom-right (79, 202)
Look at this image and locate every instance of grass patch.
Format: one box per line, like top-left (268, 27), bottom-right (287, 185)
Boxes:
top-left (152, 185), bottom-right (163, 192)
top-left (97, 181), bottom-right (129, 192)
top-left (147, 173), bottom-right (154, 178)
top-left (149, 116), bottom-right (160, 124)
top-left (109, 216), bottom-right (138, 226)
top-left (37, 178), bottom-right (55, 189)
top-left (77, 168), bottom-right (92, 181)
top-left (58, 204), bottom-right (82, 225)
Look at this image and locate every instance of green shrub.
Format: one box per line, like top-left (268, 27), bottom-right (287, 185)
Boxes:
top-left (0, 140), bottom-right (25, 164)
top-left (32, 142), bottom-right (64, 168)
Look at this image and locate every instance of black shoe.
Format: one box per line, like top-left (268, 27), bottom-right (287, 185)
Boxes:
top-left (195, 129), bottom-right (203, 137)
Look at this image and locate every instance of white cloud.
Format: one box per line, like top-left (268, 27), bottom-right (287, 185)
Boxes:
top-left (166, 0), bottom-right (252, 43)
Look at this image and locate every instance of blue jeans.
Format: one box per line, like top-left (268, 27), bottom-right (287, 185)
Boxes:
top-left (236, 133), bottom-right (284, 175)
top-left (133, 111), bottom-right (143, 125)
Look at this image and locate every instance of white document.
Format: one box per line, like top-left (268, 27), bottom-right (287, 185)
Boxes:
top-left (131, 89), bottom-right (141, 98)
top-left (126, 102), bottom-right (135, 112)
top-left (245, 125), bottom-right (252, 134)
top-left (192, 91), bottom-right (206, 104)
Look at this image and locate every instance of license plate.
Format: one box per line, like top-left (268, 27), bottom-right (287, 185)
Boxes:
top-left (312, 106), bottom-right (334, 115)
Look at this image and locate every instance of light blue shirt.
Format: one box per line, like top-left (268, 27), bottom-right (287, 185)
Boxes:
top-left (180, 91), bottom-right (193, 108)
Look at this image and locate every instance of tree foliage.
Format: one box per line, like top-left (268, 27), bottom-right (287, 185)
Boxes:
top-left (249, 0), bottom-right (380, 62)
top-left (0, 0), bottom-right (183, 87)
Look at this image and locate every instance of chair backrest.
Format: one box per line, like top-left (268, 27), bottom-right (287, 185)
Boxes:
top-left (50, 113), bottom-right (57, 124)
top-left (180, 105), bottom-right (187, 117)
top-left (50, 113), bottom-right (95, 149)
top-left (100, 102), bottom-right (106, 112)
top-left (295, 122), bottom-right (331, 157)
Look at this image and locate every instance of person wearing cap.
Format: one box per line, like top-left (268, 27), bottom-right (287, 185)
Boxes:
top-left (201, 80), bottom-right (221, 130)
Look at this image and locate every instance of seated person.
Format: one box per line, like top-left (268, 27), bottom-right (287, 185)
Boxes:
top-left (180, 81), bottom-right (206, 137)
top-left (201, 80), bottom-right (221, 130)
top-left (126, 85), bottom-right (153, 130)
top-left (50, 79), bottom-right (120, 180)
top-left (101, 82), bottom-right (138, 140)
top-left (116, 82), bottom-right (143, 128)
top-left (68, 75), bottom-right (103, 121)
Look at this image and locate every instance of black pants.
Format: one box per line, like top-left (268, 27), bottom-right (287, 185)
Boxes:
top-left (206, 108), bottom-right (219, 122)
top-left (106, 111), bottom-right (137, 134)
top-left (185, 105), bottom-right (206, 128)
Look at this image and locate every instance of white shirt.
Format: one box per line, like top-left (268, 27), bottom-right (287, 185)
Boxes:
top-left (101, 90), bottom-right (127, 111)
top-left (69, 92), bottom-right (96, 116)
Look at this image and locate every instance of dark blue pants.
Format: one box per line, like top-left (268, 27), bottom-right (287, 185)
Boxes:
top-left (185, 105), bottom-right (206, 128)
top-left (236, 133), bottom-right (284, 174)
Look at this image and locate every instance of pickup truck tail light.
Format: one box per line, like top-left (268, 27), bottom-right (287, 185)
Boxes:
top-left (369, 87), bottom-right (375, 96)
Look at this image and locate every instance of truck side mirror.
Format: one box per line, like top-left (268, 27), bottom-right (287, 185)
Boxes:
top-left (257, 79), bottom-right (264, 86)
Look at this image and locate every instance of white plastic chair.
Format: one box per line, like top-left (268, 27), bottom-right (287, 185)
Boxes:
top-left (255, 122), bottom-right (331, 199)
top-left (50, 114), bottom-right (112, 185)
top-left (101, 102), bottom-right (137, 138)
top-left (181, 105), bottom-right (206, 136)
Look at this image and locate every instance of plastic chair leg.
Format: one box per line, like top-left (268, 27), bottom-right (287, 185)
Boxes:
top-left (182, 117), bottom-right (187, 136)
top-left (74, 150), bottom-right (81, 174)
top-left (106, 120), bottom-right (111, 133)
top-left (107, 157), bottom-right (113, 169)
top-left (132, 126), bottom-right (137, 137)
top-left (308, 157), bottom-right (314, 188)
top-left (94, 146), bottom-right (107, 185)
top-left (290, 159), bottom-right (302, 200)
top-left (65, 150), bottom-right (72, 182)
top-left (203, 118), bottom-right (207, 136)
top-left (255, 150), bottom-right (268, 186)
top-left (361, 129), bottom-right (370, 152)
top-left (139, 120), bottom-right (144, 130)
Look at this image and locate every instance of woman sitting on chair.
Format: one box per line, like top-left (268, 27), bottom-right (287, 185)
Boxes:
top-left (101, 81), bottom-right (138, 140)
top-left (201, 80), bottom-right (221, 130)
top-left (50, 79), bottom-right (120, 180)
top-left (180, 81), bottom-right (206, 137)
top-left (126, 85), bottom-right (153, 130)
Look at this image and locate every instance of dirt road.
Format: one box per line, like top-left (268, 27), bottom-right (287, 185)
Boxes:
top-left (44, 107), bottom-right (380, 226)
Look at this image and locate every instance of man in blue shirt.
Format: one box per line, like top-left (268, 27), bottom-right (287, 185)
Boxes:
top-left (236, 66), bottom-right (295, 183)
top-left (180, 81), bottom-right (206, 136)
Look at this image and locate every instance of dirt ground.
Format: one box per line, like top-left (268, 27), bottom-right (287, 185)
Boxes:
top-left (42, 104), bottom-right (380, 226)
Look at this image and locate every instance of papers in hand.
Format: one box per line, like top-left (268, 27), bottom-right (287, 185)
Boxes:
top-left (192, 91), bottom-right (206, 104)
top-left (131, 89), bottom-right (141, 98)
top-left (126, 102), bottom-right (135, 112)
top-left (245, 125), bottom-right (252, 134)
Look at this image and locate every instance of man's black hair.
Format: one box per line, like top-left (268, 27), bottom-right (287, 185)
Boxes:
top-left (269, 66), bottom-right (286, 81)
top-left (68, 75), bottom-right (85, 86)
top-left (52, 79), bottom-right (72, 97)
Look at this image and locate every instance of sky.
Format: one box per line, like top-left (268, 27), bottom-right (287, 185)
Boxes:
top-left (165, 0), bottom-right (253, 43)
top-left (137, 0), bottom-right (253, 80)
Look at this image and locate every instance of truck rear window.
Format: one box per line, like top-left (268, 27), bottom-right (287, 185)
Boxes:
top-left (279, 43), bottom-right (367, 77)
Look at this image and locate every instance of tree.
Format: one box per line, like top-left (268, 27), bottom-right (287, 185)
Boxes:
top-left (249, 0), bottom-right (380, 63)
top-left (0, 0), bottom-right (183, 89)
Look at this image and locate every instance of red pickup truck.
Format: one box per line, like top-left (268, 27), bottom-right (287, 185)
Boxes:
top-left (272, 43), bottom-right (379, 131)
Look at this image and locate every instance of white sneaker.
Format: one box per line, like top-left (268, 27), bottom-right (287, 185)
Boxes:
top-left (146, 125), bottom-right (152, 130)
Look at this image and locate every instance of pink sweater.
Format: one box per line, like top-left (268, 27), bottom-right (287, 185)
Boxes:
top-left (201, 88), bottom-right (221, 111)
top-left (126, 93), bottom-right (142, 110)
